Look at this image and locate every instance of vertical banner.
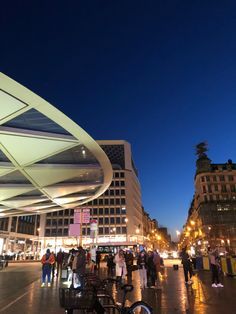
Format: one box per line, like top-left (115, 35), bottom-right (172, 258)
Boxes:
top-left (82, 208), bottom-right (90, 223)
top-left (74, 208), bottom-right (82, 223)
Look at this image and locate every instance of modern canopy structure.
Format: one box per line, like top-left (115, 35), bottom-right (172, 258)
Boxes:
top-left (0, 73), bottom-right (112, 217)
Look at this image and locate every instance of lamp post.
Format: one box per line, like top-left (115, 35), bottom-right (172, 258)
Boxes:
top-left (124, 218), bottom-right (128, 243)
top-left (37, 228), bottom-right (40, 260)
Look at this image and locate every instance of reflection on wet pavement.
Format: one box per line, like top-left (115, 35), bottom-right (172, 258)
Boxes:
top-left (1, 262), bottom-right (236, 313)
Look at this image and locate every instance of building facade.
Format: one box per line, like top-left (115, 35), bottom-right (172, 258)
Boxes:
top-left (181, 145), bottom-right (236, 253)
top-left (41, 140), bottom-right (145, 251)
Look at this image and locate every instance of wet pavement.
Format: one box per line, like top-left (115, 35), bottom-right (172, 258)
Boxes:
top-left (0, 260), bottom-right (236, 313)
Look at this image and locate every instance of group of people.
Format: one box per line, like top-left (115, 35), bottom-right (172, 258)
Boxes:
top-left (41, 249), bottom-right (65, 287)
top-left (112, 249), bottom-right (163, 289)
top-left (181, 246), bottom-right (224, 288)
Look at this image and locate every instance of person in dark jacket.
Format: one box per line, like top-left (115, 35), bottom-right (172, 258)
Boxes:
top-left (137, 250), bottom-right (147, 289)
top-left (125, 250), bottom-right (134, 281)
top-left (147, 251), bottom-right (156, 288)
top-left (106, 253), bottom-right (115, 276)
top-left (72, 246), bottom-right (86, 289)
top-left (181, 246), bottom-right (193, 284)
top-left (56, 249), bottom-right (64, 277)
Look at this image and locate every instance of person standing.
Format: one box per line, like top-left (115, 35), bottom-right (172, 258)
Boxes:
top-left (147, 251), bottom-right (156, 288)
top-left (72, 246), bottom-right (86, 289)
top-left (114, 249), bottom-right (127, 283)
top-left (56, 249), bottom-right (64, 277)
top-left (181, 246), bottom-right (193, 284)
top-left (107, 253), bottom-right (115, 276)
top-left (125, 250), bottom-right (134, 281)
top-left (209, 248), bottom-right (224, 288)
top-left (137, 250), bottom-right (148, 289)
top-left (96, 251), bottom-right (101, 270)
top-left (41, 249), bottom-right (55, 287)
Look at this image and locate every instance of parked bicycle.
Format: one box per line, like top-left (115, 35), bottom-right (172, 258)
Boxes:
top-left (59, 275), bottom-right (153, 313)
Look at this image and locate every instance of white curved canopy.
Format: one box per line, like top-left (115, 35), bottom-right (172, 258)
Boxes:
top-left (0, 73), bottom-right (112, 217)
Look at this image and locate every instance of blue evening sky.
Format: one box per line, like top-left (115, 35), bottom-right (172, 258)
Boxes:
top-left (1, 1), bottom-right (236, 239)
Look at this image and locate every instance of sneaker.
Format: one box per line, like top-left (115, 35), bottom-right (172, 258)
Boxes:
top-left (217, 283), bottom-right (224, 288)
top-left (41, 283), bottom-right (45, 287)
top-left (212, 283), bottom-right (218, 288)
top-left (48, 283), bottom-right (51, 287)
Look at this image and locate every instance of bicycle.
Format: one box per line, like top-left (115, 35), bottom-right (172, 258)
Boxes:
top-left (100, 278), bottom-right (153, 314)
top-left (60, 275), bottom-right (153, 313)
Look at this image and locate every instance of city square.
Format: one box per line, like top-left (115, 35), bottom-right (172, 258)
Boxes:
top-left (1, 1), bottom-right (236, 313)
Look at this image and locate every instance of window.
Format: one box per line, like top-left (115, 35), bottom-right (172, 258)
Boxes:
top-left (231, 185), bottom-right (236, 192)
top-left (116, 217), bottom-right (121, 224)
top-left (120, 181), bottom-right (125, 187)
top-left (122, 227), bottom-right (127, 234)
top-left (120, 172), bottom-right (125, 178)
top-left (116, 227), bottom-right (121, 234)
top-left (206, 176), bottom-right (210, 182)
top-left (46, 219), bottom-right (51, 226)
top-left (110, 190), bottom-right (114, 196)
top-left (203, 186), bottom-right (206, 193)
top-left (45, 229), bottom-right (50, 236)
top-left (99, 208), bottom-right (103, 215)
top-left (65, 209), bottom-right (69, 215)
top-left (121, 198), bottom-right (126, 205)
top-left (104, 199), bottom-right (109, 205)
top-left (213, 175), bottom-right (217, 182)
top-left (110, 181), bottom-right (114, 187)
top-left (104, 217), bottom-right (109, 224)
top-left (104, 227), bottom-right (109, 234)
top-left (104, 208), bottom-right (109, 215)
top-left (110, 208), bottom-right (114, 214)
top-left (229, 175), bottom-right (234, 181)
top-left (104, 190), bottom-right (109, 196)
top-left (70, 219), bottom-right (73, 224)
top-left (214, 185), bottom-right (218, 191)
top-left (220, 175), bottom-right (225, 182)
top-left (99, 227), bottom-right (104, 235)
top-left (99, 217), bottom-right (103, 224)
top-left (93, 199), bottom-right (98, 205)
top-left (201, 176), bottom-right (205, 182)
top-left (82, 228), bottom-right (86, 235)
top-left (121, 190), bottom-right (125, 196)
top-left (115, 181), bottom-right (119, 187)
top-left (63, 228), bottom-right (68, 236)
top-left (110, 217), bottom-right (115, 224)
top-left (93, 208), bottom-right (98, 215)
top-left (222, 185), bottom-right (227, 193)
top-left (110, 199), bottom-right (114, 205)
top-left (116, 208), bottom-right (121, 214)
top-left (64, 219), bottom-right (68, 225)
top-left (115, 172), bottom-right (119, 178)
top-left (115, 199), bottom-right (120, 205)
top-left (115, 190), bottom-right (120, 196)
top-left (99, 199), bottom-right (103, 205)
top-left (70, 208), bottom-right (74, 215)
top-left (208, 185), bottom-right (212, 193)
top-left (58, 219), bottom-right (63, 226)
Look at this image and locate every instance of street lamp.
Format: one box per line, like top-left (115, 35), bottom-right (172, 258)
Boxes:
top-left (36, 228), bottom-right (40, 260)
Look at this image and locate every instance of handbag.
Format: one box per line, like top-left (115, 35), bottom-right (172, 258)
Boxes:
top-left (61, 268), bottom-right (68, 279)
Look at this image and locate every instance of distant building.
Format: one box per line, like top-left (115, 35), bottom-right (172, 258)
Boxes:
top-left (182, 145), bottom-right (236, 253)
top-left (42, 140), bottom-right (145, 251)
